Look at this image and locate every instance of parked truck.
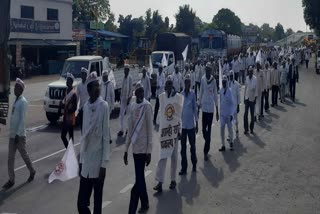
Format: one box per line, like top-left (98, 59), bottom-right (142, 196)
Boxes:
top-left (0, 0), bottom-right (11, 125)
top-left (43, 55), bottom-right (140, 123)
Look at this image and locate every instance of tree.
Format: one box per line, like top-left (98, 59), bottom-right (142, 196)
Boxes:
top-left (144, 9), bottom-right (168, 40)
top-left (274, 23), bottom-right (286, 40)
top-left (104, 12), bottom-right (117, 32)
top-left (73, 0), bottom-right (111, 22)
top-left (175, 5), bottom-right (196, 35)
top-left (286, 28), bottom-right (295, 37)
top-left (212, 8), bottom-right (242, 35)
top-left (260, 23), bottom-right (275, 41)
top-left (118, 15), bottom-right (144, 37)
top-left (302, 0), bottom-right (320, 35)
top-left (165, 17), bottom-right (170, 29)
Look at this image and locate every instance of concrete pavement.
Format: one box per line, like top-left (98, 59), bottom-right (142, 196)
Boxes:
top-left (0, 62), bottom-right (320, 214)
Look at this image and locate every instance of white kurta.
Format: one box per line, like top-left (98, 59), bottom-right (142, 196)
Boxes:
top-left (172, 72), bottom-right (184, 93)
top-left (141, 76), bottom-right (151, 100)
top-left (77, 82), bottom-right (89, 110)
top-left (101, 81), bottom-right (115, 111)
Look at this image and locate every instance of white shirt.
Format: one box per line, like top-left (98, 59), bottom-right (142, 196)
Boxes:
top-left (101, 80), bottom-right (115, 111)
top-left (239, 58), bottom-right (246, 70)
top-left (247, 56), bottom-right (255, 67)
top-left (195, 64), bottom-right (205, 83)
top-left (156, 71), bottom-right (166, 96)
top-left (10, 96), bottom-right (27, 138)
top-left (141, 76), bottom-right (151, 100)
top-left (172, 72), bottom-right (184, 92)
top-left (220, 87), bottom-right (234, 117)
top-left (255, 70), bottom-right (265, 94)
top-left (271, 68), bottom-right (280, 86)
top-left (232, 60), bottom-right (240, 73)
top-left (77, 82), bottom-right (89, 110)
top-left (190, 71), bottom-right (196, 89)
top-left (223, 63), bottom-right (230, 76)
top-left (244, 75), bottom-right (257, 102)
top-left (199, 76), bottom-right (218, 113)
top-left (121, 74), bottom-right (133, 100)
top-left (263, 69), bottom-right (271, 90)
top-left (229, 80), bottom-right (241, 108)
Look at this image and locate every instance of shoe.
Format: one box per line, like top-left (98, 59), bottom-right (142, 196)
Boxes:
top-left (254, 116), bottom-right (257, 122)
top-left (153, 182), bottom-right (162, 192)
top-left (117, 131), bottom-right (124, 137)
top-left (236, 130), bottom-right (239, 135)
top-left (192, 166), bottom-right (197, 172)
top-left (2, 180), bottom-right (14, 189)
top-left (244, 131), bottom-right (249, 135)
top-left (230, 143), bottom-right (234, 151)
top-left (27, 170), bottom-right (36, 183)
top-left (219, 146), bottom-right (226, 152)
top-left (261, 114), bottom-right (264, 118)
top-left (109, 140), bottom-right (112, 144)
top-left (250, 130), bottom-right (254, 134)
top-left (169, 181), bottom-right (176, 189)
top-left (138, 206), bottom-right (149, 213)
top-left (179, 170), bottom-right (187, 176)
top-left (204, 154), bottom-right (209, 161)
top-left (153, 120), bottom-right (157, 125)
top-left (227, 138), bottom-right (230, 142)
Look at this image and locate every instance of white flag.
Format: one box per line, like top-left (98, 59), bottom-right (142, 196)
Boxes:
top-left (161, 54), bottom-right (168, 67)
top-left (255, 50), bottom-right (262, 64)
top-left (149, 56), bottom-right (153, 76)
top-left (219, 59), bottom-right (223, 89)
top-left (182, 45), bottom-right (189, 61)
top-left (48, 140), bottom-right (79, 183)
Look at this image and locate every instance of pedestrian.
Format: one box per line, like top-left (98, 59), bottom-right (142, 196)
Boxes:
top-left (118, 64), bottom-right (133, 137)
top-left (239, 54), bottom-right (246, 85)
top-left (198, 63), bottom-right (219, 161)
top-left (219, 76), bottom-right (234, 152)
top-left (2, 78), bottom-right (36, 190)
top-left (183, 63), bottom-right (190, 77)
top-left (179, 74), bottom-right (198, 175)
top-left (223, 58), bottom-right (230, 77)
top-left (255, 62), bottom-right (265, 120)
top-left (190, 63), bottom-right (196, 90)
top-left (154, 75), bottom-right (183, 193)
top-left (76, 68), bottom-right (89, 129)
top-left (124, 82), bottom-right (153, 214)
top-left (153, 65), bottom-right (165, 125)
top-left (264, 62), bottom-right (271, 112)
top-left (194, 59), bottom-right (204, 99)
top-left (271, 62), bottom-right (280, 107)
top-left (289, 58), bottom-right (299, 102)
top-left (140, 67), bottom-right (151, 101)
top-left (280, 62), bottom-right (287, 103)
top-left (172, 65), bottom-right (184, 93)
top-left (77, 72), bottom-right (110, 214)
top-left (244, 66), bottom-right (257, 135)
top-left (232, 56), bottom-right (240, 81)
top-left (229, 71), bottom-right (241, 137)
top-left (59, 73), bottom-right (77, 148)
top-left (305, 50), bottom-right (310, 69)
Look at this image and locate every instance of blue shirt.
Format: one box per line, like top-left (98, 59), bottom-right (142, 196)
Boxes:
top-left (10, 96), bottom-right (28, 138)
top-left (181, 90), bottom-right (198, 129)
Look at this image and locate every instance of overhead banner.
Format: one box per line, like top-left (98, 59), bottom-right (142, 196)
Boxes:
top-left (11, 18), bottom-right (60, 33)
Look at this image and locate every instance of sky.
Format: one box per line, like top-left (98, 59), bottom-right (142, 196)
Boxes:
top-left (108, 0), bottom-right (310, 32)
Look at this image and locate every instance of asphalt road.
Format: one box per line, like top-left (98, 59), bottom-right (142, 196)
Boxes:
top-left (0, 61), bottom-right (320, 214)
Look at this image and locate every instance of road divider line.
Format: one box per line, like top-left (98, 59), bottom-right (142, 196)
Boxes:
top-left (14, 143), bottom-right (80, 171)
top-left (102, 201), bottom-right (112, 209)
top-left (26, 124), bottom-right (48, 132)
top-left (145, 170), bottom-right (152, 177)
top-left (120, 184), bottom-right (134, 194)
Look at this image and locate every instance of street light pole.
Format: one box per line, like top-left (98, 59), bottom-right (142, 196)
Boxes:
top-left (90, 1), bottom-right (98, 55)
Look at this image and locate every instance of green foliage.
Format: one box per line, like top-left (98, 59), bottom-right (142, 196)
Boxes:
top-left (175, 5), bottom-right (196, 35)
top-left (145, 9), bottom-right (168, 40)
top-left (118, 15), bottom-right (145, 37)
top-left (260, 23), bottom-right (275, 41)
top-left (73, 0), bottom-right (111, 22)
top-left (274, 23), bottom-right (286, 40)
top-left (104, 12), bottom-right (117, 32)
top-left (212, 8), bottom-right (242, 35)
top-left (286, 28), bottom-right (295, 37)
top-left (302, 0), bottom-right (320, 35)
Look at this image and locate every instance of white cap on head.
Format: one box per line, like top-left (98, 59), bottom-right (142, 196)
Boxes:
top-left (135, 81), bottom-right (144, 91)
top-left (16, 78), bottom-right (25, 90)
top-left (87, 71), bottom-right (98, 85)
top-left (81, 67), bottom-right (88, 75)
top-left (166, 75), bottom-right (173, 82)
top-left (102, 70), bottom-right (109, 76)
top-left (229, 70), bottom-right (234, 75)
top-left (66, 73), bottom-right (75, 81)
top-left (124, 64), bottom-right (130, 69)
top-left (184, 74), bottom-right (191, 81)
top-left (222, 75), bottom-right (228, 81)
top-left (206, 62), bottom-right (211, 67)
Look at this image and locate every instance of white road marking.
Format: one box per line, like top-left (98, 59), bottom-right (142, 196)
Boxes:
top-left (14, 143), bottom-right (81, 171)
top-left (26, 124), bottom-right (48, 132)
top-left (91, 201), bottom-right (112, 212)
top-left (145, 170), bottom-right (152, 177)
top-left (1, 213), bottom-right (17, 214)
top-left (120, 184), bottom-right (134, 194)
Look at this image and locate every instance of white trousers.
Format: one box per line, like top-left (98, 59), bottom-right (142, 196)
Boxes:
top-left (255, 93), bottom-right (262, 117)
top-left (220, 115), bottom-right (233, 146)
top-left (233, 111), bottom-right (239, 134)
top-left (155, 139), bottom-right (178, 183)
top-left (119, 98), bottom-right (128, 132)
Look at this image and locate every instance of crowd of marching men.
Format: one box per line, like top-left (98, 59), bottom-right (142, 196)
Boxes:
top-left (2, 45), bottom-right (311, 214)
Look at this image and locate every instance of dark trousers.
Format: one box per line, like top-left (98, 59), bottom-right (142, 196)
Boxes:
top-left (240, 70), bottom-right (245, 84)
top-left (260, 91), bottom-right (266, 116)
top-left (77, 109), bottom-right (83, 131)
top-left (290, 79), bottom-right (296, 101)
top-left (195, 82), bottom-right (200, 100)
top-left (129, 154), bottom-right (149, 214)
top-left (234, 72), bottom-right (239, 81)
top-left (244, 100), bottom-right (255, 132)
top-left (271, 85), bottom-right (279, 106)
top-left (306, 60), bottom-right (309, 69)
top-left (180, 128), bottom-right (197, 172)
top-left (264, 89), bottom-right (270, 111)
top-left (61, 121), bottom-right (74, 148)
top-left (202, 112), bottom-right (213, 155)
top-left (77, 173), bottom-right (106, 214)
top-left (153, 96), bottom-right (160, 122)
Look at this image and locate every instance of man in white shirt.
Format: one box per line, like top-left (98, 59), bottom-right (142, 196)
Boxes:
top-left (244, 66), bottom-right (257, 135)
top-left (77, 68), bottom-right (89, 128)
top-left (232, 56), bottom-right (240, 81)
top-left (124, 82), bottom-right (153, 214)
top-left (271, 62), bottom-right (280, 107)
top-left (78, 72), bottom-right (110, 214)
top-left (194, 59), bottom-right (203, 99)
top-left (153, 65), bottom-right (165, 125)
top-left (199, 63), bottom-right (219, 161)
top-left (239, 54), bottom-right (246, 85)
top-left (3, 79), bottom-right (36, 190)
top-left (140, 67), bottom-right (151, 101)
top-left (223, 59), bottom-right (230, 77)
top-left (172, 65), bottom-right (184, 93)
top-left (263, 62), bottom-right (272, 112)
top-left (247, 52), bottom-right (255, 68)
top-left (154, 76), bottom-right (183, 193)
top-left (229, 71), bottom-right (241, 136)
top-left (305, 50), bottom-right (310, 69)
top-left (219, 76), bottom-right (234, 152)
top-left (255, 62), bottom-right (265, 120)
top-left (118, 65), bottom-right (133, 137)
